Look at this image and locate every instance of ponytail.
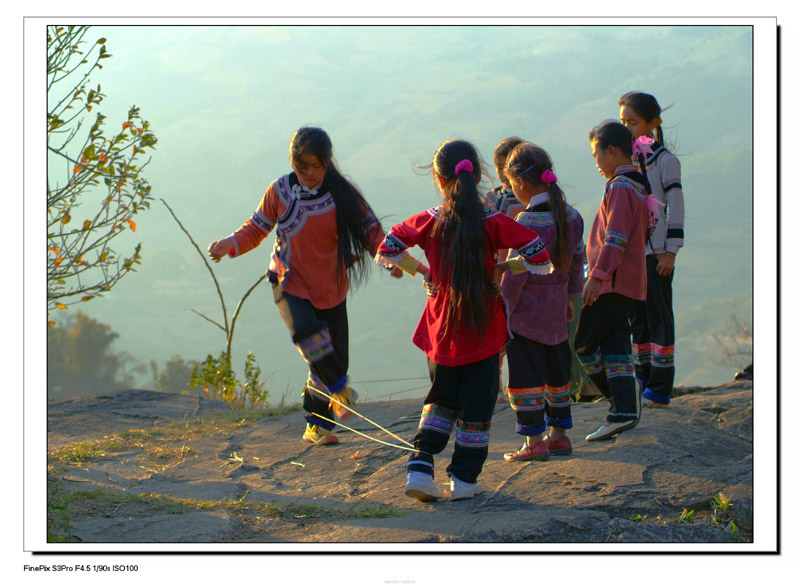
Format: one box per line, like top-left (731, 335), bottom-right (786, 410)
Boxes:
top-left (431, 139), bottom-right (494, 335)
top-left (505, 142), bottom-right (571, 271)
top-left (633, 151), bottom-right (653, 195)
top-left (546, 182), bottom-right (571, 271)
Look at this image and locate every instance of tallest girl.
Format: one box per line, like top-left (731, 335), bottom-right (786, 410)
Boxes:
top-left (619, 92), bottom-right (685, 407)
top-left (208, 127), bottom-right (401, 445)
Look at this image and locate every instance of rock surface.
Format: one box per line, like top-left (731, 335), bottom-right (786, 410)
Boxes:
top-left (47, 382), bottom-right (753, 544)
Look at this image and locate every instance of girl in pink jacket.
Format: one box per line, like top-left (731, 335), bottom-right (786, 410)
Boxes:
top-left (575, 120), bottom-right (651, 442)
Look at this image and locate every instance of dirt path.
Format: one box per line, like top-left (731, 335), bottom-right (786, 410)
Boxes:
top-left (47, 381), bottom-right (753, 544)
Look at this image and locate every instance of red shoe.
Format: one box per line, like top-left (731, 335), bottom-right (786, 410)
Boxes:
top-left (543, 435), bottom-right (572, 456)
top-left (504, 440), bottom-right (550, 462)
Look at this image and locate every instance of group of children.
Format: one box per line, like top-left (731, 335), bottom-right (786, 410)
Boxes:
top-left (208, 91), bottom-right (684, 503)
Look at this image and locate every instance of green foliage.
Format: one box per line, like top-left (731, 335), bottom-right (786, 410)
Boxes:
top-left (712, 492), bottom-right (733, 518)
top-left (241, 351), bottom-right (272, 408)
top-left (47, 26), bottom-right (157, 313)
top-left (188, 352), bottom-right (240, 403)
top-left (627, 513), bottom-right (648, 523)
top-left (676, 508), bottom-right (695, 524)
top-left (711, 492), bottom-right (741, 538)
top-left (188, 351), bottom-right (274, 408)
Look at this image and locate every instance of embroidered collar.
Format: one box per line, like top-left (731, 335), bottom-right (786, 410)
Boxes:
top-left (612, 164), bottom-right (639, 177)
top-left (289, 173), bottom-right (325, 200)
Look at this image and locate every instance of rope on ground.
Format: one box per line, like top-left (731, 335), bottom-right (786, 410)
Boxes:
top-left (310, 411), bottom-right (422, 454)
top-left (349, 376), bottom-right (429, 384)
top-left (306, 385), bottom-right (416, 449)
top-left (386, 385), bottom-right (429, 400)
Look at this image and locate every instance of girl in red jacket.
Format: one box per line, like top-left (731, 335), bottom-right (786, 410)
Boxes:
top-left (375, 139), bottom-right (552, 501)
top-left (575, 121), bottom-right (651, 442)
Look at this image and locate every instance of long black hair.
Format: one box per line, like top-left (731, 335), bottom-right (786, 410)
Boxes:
top-left (505, 142), bottom-right (571, 271)
top-left (588, 120), bottom-right (652, 195)
top-left (430, 139), bottom-right (495, 335)
top-left (289, 126), bottom-right (374, 289)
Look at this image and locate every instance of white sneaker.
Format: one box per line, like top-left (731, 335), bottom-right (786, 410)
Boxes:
top-left (405, 471), bottom-right (444, 502)
top-left (450, 475), bottom-right (483, 500)
top-left (585, 419), bottom-right (637, 442)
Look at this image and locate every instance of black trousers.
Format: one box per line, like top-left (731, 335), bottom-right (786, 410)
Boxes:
top-left (272, 282), bottom-right (348, 430)
top-left (629, 255), bottom-right (675, 403)
top-left (505, 335), bottom-right (573, 435)
top-left (407, 353), bottom-right (500, 484)
top-left (573, 293), bottom-right (637, 423)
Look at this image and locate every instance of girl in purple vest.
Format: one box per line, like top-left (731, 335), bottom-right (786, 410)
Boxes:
top-left (499, 143), bottom-right (586, 461)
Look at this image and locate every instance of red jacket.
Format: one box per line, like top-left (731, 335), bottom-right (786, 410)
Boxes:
top-left (229, 173), bottom-right (385, 309)
top-left (376, 206), bottom-right (552, 366)
top-left (586, 165), bottom-right (648, 301)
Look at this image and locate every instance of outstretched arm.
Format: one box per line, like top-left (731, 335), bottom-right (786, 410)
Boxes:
top-left (207, 237), bottom-right (236, 262)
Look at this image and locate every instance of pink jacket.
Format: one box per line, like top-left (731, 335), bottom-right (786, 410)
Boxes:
top-left (586, 165), bottom-right (648, 301)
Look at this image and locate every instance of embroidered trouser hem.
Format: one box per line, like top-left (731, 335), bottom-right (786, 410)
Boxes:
top-left (407, 353), bottom-right (499, 483)
top-left (505, 335), bottom-right (573, 434)
top-left (273, 283), bottom-right (348, 430)
top-left (574, 293), bottom-right (637, 423)
top-left (629, 254), bottom-right (675, 400)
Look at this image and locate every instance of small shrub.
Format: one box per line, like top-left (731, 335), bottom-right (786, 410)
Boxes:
top-left (188, 351), bottom-right (273, 408)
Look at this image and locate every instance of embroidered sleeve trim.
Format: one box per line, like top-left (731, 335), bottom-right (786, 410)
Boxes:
top-left (251, 209), bottom-right (276, 233)
top-left (604, 230), bottom-right (629, 250)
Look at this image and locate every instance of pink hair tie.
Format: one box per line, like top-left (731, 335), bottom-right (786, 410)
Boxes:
top-left (632, 136), bottom-right (655, 156)
top-left (454, 159), bottom-right (474, 175)
top-left (540, 169), bottom-right (558, 184)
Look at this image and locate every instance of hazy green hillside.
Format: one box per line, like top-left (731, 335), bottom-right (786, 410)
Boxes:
top-left (46, 25), bottom-right (754, 399)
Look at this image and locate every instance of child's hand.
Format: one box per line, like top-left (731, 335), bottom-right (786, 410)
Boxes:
top-left (566, 300), bottom-right (575, 323)
top-left (208, 237), bottom-right (234, 262)
top-left (390, 266), bottom-right (403, 279)
top-left (655, 252), bottom-right (675, 276)
top-left (420, 267), bottom-right (438, 297)
top-left (582, 277), bottom-right (604, 306)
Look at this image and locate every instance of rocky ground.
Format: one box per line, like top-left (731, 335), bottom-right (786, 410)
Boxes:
top-left (46, 380), bottom-right (753, 545)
